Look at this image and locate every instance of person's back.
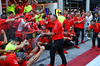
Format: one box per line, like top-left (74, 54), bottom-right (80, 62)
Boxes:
top-left (58, 15), bottom-right (66, 24)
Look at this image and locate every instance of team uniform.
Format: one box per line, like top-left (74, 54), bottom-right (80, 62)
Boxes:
top-left (24, 5), bottom-right (32, 13)
top-left (67, 30), bottom-right (78, 46)
top-left (77, 17), bottom-right (86, 42)
top-left (14, 18), bottom-right (26, 41)
top-left (89, 23), bottom-right (100, 48)
top-left (39, 29), bottom-right (51, 50)
top-left (16, 5), bottom-right (24, 14)
top-left (45, 18), bottom-right (54, 32)
top-left (50, 19), bottom-right (67, 65)
top-left (62, 18), bottom-right (73, 30)
top-left (0, 53), bottom-right (27, 66)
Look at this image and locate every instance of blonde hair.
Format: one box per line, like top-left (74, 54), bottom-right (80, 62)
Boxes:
top-left (75, 13), bottom-right (80, 19)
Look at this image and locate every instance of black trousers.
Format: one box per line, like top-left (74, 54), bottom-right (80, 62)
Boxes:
top-left (72, 36), bottom-right (78, 45)
top-left (92, 32), bottom-right (99, 46)
top-left (64, 40), bottom-right (74, 47)
top-left (79, 29), bottom-right (84, 41)
top-left (97, 36), bottom-right (100, 48)
top-left (74, 28), bottom-right (80, 38)
top-left (50, 38), bottom-right (67, 65)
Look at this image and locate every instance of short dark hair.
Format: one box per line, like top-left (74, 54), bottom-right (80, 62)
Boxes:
top-left (64, 29), bottom-right (67, 32)
top-left (91, 19), bottom-right (96, 23)
top-left (53, 14), bottom-right (58, 19)
top-left (16, 52), bottom-right (27, 60)
top-left (9, 11), bottom-right (13, 14)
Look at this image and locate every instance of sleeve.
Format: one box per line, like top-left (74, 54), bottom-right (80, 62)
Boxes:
top-left (16, 6), bottom-right (19, 10)
top-left (0, 19), bottom-right (6, 25)
top-left (88, 25), bottom-right (92, 30)
top-left (21, 61), bottom-right (28, 66)
top-left (34, 23), bottom-right (39, 31)
top-left (73, 31), bottom-right (76, 36)
top-left (0, 41), bottom-right (2, 45)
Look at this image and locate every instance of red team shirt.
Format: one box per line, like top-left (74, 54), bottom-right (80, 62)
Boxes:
top-left (0, 53), bottom-right (28, 66)
top-left (77, 17), bottom-right (86, 29)
top-left (39, 29), bottom-right (50, 43)
top-left (32, 4), bottom-right (37, 11)
top-left (0, 19), bottom-right (7, 32)
top-left (89, 23), bottom-right (100, 33)
top-left (16, 5), bottom-right (24, 14)
top-left (46, 18), bottom-right (54, 28)
top-left (71, 17), bottom-right (79, 28)
top-left (62, 19), bottom-right (73, 30)
top-left (52, 19), bottom-right (64, 40)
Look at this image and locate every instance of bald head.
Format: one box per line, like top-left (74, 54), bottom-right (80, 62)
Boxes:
top-left (50, 14), bottom-right (57, 23)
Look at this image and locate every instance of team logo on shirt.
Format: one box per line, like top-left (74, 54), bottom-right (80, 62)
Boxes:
top-left (14, 60), bottom-right (18, 64)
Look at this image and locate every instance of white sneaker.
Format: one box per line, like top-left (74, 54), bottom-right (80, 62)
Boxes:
top-left (87, 37), bottom-right (91, 39)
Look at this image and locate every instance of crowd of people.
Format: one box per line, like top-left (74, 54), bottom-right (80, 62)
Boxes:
top-left (0, 0), bottom-right (100, 66)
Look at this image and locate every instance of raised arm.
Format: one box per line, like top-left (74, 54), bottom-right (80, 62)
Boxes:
top-left (26, 46), bottom-right (45, 66)
top-left (0, 30), bottom-right (7, 46)
top-left (15, 40), bottom-right (29, 50)
top-left (34, 0), bottom-right (38, 4)
top-left (14, 0), bottom-right (17, 5)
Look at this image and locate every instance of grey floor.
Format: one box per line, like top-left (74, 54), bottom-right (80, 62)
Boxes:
top-left (31, 35), bottom-right (98, 66)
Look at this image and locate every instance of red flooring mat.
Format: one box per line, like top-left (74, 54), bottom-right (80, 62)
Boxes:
top-left (67, 47), bottom-right (100, 66)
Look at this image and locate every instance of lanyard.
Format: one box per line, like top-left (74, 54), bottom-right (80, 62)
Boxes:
top-left (95, 17), bottom-right (98, 21)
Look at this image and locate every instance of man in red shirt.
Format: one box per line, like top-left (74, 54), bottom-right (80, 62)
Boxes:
top-left (16, 0), bottom-right (24, 14)
top-left (88, 19), bottom-right (100, 50)
top-left (38, 24), bottom-right (51, 50)
top-left (42, 14), bottom-right (67, 66)
top-left (24, 10), bottom-right (35, 22)
top-left (46, 13), bottom-right (54, 32)
top-left (62, 14), bottom-right (73, 30)
top-left (67, 26), bottom-right (79, 48)
top-left (31, 0), bottom-right (38, 11)
top-left (0, 46), bottom-right (45, 66)
top-left (63, 11), bottom-right (68, 18)
top-left (77, 13), bottom-right (86, 43)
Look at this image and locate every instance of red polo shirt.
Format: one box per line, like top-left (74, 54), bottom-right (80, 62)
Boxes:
top-left (0, 53), bottom-right (19, 66)
top-left (77, 17), bottom-right (86, 29)
top-left (52, 19), bottom-right (64, 40)
top-left (40, 29), bottom-right (50, 43)
top-left (63, 14), bottom-right (66, 17)
top-left (89, 23), bottom-right (100, 33)
top-left (62, 19), bottom-right (73, 30)
top-left (16, 5), bottom-right (24, 14)
top-left (39, 20), bottom-right (45, 26)
top-left (26, 22), bottom-right (39, 32)
top-left (67, 30), bottom-right (76, 36)
top-left (0, 41), bottom-right (2, 45)
top-left (0, 19), bottom-right (7, 31)
top-left (71, 17), bottom-right (79, 28)
top-left (0, 53), bottom-right (28, 66)
top-left (46, 18), bottom-right (54, 28)
top-left (32, 4), bottom-right (37, 11)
